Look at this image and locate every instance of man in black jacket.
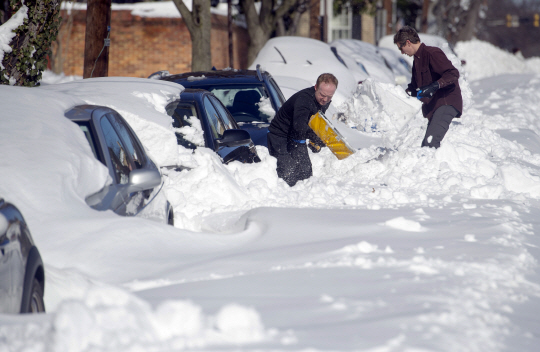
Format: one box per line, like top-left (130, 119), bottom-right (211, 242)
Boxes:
top-left (267, 73), bottom-right (338, 187)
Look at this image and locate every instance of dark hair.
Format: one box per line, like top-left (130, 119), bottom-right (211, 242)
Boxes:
top-left (393, 26), bottom-right (421, 47)
top-left (316, 73), bottom-right (338, 88)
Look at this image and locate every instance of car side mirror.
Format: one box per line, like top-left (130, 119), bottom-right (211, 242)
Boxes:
top-left (215, 129), bottom-right (252, 148)
top-left (126, 168), bottom-right (161, 193)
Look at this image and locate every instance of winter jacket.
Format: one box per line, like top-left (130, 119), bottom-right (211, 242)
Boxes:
top-left (408, 43), bottom-right (463, 120)
top-left (268, 86), bottom-right (330, 141)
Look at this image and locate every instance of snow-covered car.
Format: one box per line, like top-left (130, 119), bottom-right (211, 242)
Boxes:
top-left (65, 105), bottom-right (175, 225)
top-left (40, 77), bottom-right (186, 170)
top-left (330, 39), bottom-right (396, 85)
top-left (248, 36), bottom-right (359, 108)
top-left (166, 88), bottom-right (261, 163)
top-left (377, 46), bottom-right (412, 86)
top-left (0, 198), bottom-right (45, 314)
top-left (272, 75), bottom-right (314, 100)
top-left (329, 46), bottom-right (370, 84)
top-left (157, 67), bottom-right (285, 147)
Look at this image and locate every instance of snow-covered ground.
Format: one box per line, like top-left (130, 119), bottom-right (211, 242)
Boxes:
top-left (2, 9), bottom-right (540, 349)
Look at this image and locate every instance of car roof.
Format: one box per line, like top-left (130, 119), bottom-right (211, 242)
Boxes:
top-left (161, 69), bottom-right (270, 86)
top-left (64, 104), bottom-right (115, 122)
top-left (178, 88), bottom-right (223, 102)
top-left (249, 36), bottom-right (359, 106)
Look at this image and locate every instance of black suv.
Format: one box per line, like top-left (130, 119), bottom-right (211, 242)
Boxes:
top-left (154, 66), bottom-right (286, 147)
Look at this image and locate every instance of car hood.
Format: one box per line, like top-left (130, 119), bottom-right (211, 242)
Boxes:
top-left (237, 122), bottom-right (270, 147)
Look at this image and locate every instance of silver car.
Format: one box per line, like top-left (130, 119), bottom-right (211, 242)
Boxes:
top-left (65, 105), bottom-right (174, 225)
top-left (0, 198), bottom-right (45, 314)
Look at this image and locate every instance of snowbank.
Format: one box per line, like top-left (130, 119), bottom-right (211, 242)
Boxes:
top-left (2, 37), bottom-right (540, 351)
top-left (455, 39), bottom-right (540, 81)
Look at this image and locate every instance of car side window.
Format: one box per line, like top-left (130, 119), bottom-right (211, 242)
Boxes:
top-left (166, 100), bottom-right (201, 149)
top-left (166, 101), bottom-right (198, 128)
top-left (100, 117), bottom-right (131, 184)
top-left (106, 113), bottom-right (146, 169)
top-left (268, 78), bottom-right (285, 108)
top-left (209, 96), bottom-right (235, 130)
top-left (76, 121), bottom-right (101, 163)
top-left (203, 96), bottom-right (226, 139)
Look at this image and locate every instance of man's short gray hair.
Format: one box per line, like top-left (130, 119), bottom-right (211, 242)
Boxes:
top-left (316, 73), bottom-right (338, 88)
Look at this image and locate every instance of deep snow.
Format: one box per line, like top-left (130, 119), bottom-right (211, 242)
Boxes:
top-left (2, 5), bottom-right (540, 350)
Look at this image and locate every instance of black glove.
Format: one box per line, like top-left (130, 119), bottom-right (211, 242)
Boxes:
top-left (308, 140), bottom-right (322, 153)
top-left (416, 81), bottom-right (440, 99)
top-left (308, 133), bottom-right (326, 153)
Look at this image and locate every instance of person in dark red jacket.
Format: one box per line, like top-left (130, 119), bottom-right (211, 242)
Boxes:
top-left (394, 26), bottom-right (463, 148)
top-left (267, 73), bottom-right (337, 187)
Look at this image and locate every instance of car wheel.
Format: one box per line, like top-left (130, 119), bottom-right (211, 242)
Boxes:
top-left (29, 278), bottom-right (45, 313)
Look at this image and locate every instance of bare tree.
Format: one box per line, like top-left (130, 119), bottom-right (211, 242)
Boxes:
top-left (240, 0), bottom-right (299, 66)
top-left (241, 0), bottom-right (377, 66)
top-left (395, 0), bottom-right (423, 28)
top-left (275, 0), bottom-right (309, 36)
top-left (172, 0), bottom-right (212, 71)
top-left (431, 0), bottom-right (485, 44)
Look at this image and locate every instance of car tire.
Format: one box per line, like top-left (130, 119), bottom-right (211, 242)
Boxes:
top-left (29, 278), bottom-right (45, 313)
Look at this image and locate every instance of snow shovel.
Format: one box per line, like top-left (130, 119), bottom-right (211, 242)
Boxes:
top-left (308, 111), bottom-right (355, 160)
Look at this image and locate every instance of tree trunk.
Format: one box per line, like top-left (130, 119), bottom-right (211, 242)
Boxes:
top-left (276, 0), bottom-right (309, 36)
top-left (83, 0), bottom-right (111, 78)
top-left (1, 0), bottom-right (62, 86)
top-left (247, 25), bottom-right (272, 66)
top-left (1, 0), bottom-right (12, 24)
top-left (421, 0), bottom-right (430, 33)
top-left (173, 0), bottom-right (212, 71)
top-left (432, 0), bottom-right (484, 45)
top-left (309, 0), bottom-right (320, 39)
top-left (455, 0), bottom-right (483, 42)
top-left (242, 0), bottom-right (298, 66)
top-left (51, 0), bottom-right (74, 75)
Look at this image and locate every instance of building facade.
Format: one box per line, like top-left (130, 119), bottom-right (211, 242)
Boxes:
top-left (51, 7), bottom-right (249, 77)
top-left (49, 1), bottom-right (384, 78)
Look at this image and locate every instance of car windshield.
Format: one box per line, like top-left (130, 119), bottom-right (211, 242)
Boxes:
top-left (202, 84), bottom-right (274, 124)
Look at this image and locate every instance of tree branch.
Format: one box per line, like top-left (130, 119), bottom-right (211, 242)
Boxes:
top-left (172, 0), bottom-right (194, 31)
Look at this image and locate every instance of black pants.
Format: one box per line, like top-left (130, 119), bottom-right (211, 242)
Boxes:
top-left (267, 132), bottom-right (312, 187)
top-left (421, 105), bottom-right (459, 149)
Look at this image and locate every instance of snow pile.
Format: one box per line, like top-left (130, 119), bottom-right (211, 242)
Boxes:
top-left (455, 39), bottom-right (540, 81)
top-left (257, 96), bottom-right (276, 121)
top-left (176, 115), bottom-right (205, 147)
top-left (337, 78), bottom-right (421, 133)
top-left (154, 73), bottom-right (540, 231)
top-left (39, 70), bottom-right (82, 85)
top-left (2, 37), bottom-right (540, 351)
top-left (336, 77), bottom-right (473, 145)
top-left (0, 284), bottom-right (275, 351)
